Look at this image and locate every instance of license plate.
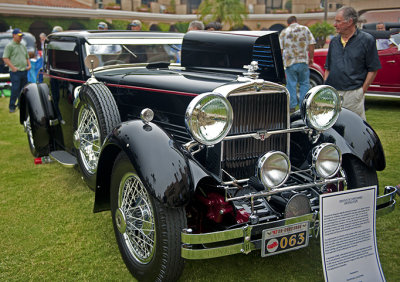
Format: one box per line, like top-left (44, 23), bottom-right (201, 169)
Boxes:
top-left (261, 221), bottom-right (309, 257)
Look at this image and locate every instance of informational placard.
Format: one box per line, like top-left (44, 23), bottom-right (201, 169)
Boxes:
top-left (320, 186), bottom-right (384, 282)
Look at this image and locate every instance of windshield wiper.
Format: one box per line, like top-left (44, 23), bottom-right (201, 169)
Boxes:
top-left (121, 44), bottom-right (137, 58)
top-left (170, 44), bottom-right (181, 51)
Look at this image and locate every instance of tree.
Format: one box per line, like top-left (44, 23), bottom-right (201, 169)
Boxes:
top-left (285, 0), bottom-right (292, 12)
top-left (198, 0), bottom-right (248, 29)
top-left (309, 21), bottom-right (336, 49)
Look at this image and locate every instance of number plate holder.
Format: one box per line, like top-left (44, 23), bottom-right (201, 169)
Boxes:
top-left (261, 221), bottom-right (309, 257)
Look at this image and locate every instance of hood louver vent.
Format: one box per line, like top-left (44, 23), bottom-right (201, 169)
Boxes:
top-left (252, 44), bottom-right (275, 70)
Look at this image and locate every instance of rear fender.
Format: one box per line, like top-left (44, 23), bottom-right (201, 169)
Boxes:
top-left (19, 83), bottom-right (56, 124)
top-left (94, 120), bottom-right (209, 212)
top-left (19, 83), bottom-right (56, 150)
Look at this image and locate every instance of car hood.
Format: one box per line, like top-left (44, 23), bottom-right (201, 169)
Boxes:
top-left (314, 48), bottom-right (328, 56)
top-left (95, 67), bottom-right (237, 95)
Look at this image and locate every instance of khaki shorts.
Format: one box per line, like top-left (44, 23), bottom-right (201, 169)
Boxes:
top-left (338, 87), bottom-right (366, 120)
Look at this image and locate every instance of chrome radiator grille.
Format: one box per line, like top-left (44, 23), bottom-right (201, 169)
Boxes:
top-left (222, 92), bottom-right (288, 180)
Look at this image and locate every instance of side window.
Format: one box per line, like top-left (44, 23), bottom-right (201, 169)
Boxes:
top-left (47, 41), bottom-right (80, 73)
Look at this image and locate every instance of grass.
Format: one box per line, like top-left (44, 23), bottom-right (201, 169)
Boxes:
top-left (0, 96), bottom-right (399, 281)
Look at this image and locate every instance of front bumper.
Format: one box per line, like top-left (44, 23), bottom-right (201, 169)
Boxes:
top-left (181, 186), bottom-right (397, 259)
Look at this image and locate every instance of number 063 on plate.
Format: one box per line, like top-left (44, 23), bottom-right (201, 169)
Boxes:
top-left (261, 222), bottom-right (309, 257)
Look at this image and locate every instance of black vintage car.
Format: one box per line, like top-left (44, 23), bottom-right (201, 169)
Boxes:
top-left (20, 30), bottom-right (397, 281)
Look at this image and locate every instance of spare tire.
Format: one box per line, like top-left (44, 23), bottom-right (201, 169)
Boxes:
top-left (73, 83), bottom-right (121, 187)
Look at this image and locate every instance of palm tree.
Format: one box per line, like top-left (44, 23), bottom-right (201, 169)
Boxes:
top-left (309, 21), bottom-right (335, 49)
top-left (198, 0), bottom-right (248, 29)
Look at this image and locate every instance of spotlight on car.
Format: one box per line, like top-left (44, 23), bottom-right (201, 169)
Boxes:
top-left (257, 151), bottom-right (290, 189)
top-left (140, 108), bottom-right (154, 124)
top-left (301, 85), bottom-right (341, 131)
top-left (185, 92), bottom-right (233, 146)
top-left (312, 143), bottom-right (342, 178)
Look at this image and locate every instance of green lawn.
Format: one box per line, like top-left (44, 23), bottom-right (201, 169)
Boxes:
top-left (0, 96), bottom-right (399, 281)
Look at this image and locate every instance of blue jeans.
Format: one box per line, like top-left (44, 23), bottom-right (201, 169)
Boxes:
top-left (9, 70), bottom-right (27, 110)
top-left (285, 63), bottom-right (310, 109)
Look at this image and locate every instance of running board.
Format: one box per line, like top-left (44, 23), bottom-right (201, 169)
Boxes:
top-left (49, 151), bottom-right (77, 168)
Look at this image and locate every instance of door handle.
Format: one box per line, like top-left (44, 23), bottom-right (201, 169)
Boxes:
top-left (386, 60), bottom-right (396, 63)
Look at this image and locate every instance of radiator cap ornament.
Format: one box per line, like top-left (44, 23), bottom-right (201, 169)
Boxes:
top-left (243, 61), bottom-right (260, 79)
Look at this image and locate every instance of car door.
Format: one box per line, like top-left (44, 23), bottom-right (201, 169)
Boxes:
top-left (46, 38), bottom-right (84, 151)
top-left (373, 46), bottom-right (400, 90)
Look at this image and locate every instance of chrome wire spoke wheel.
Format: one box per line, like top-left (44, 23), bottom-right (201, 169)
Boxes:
top-left (24, 115), bottom-right (35, 150)
top-left (77, 105), bottom-right (101, 173)
top-left (111, 152), bottom-right (186, 280)
top-left (118, 172), bottom-right (155, 264)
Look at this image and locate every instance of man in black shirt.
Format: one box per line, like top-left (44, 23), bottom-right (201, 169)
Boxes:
top-left (324, 6), bottom-right (381, 120)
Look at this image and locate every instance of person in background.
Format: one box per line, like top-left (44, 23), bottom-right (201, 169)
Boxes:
top-left (98, 21), bottom-right (108, 30)
top-left (376, 22), bottom-right (386, 31)
top-left (279, 16), bottom-right (316, 113)
top-left (52, 26), bottom-right (63, 33)
top-left (27, 50), bottom-right (38, 83)
top-left (129, 20), bottom-right (142, 31)
top-left (169, 24), bottom-right (178, 32)
top-left (205, 21), bottom-right (222, 31)
top-left (324, 6), bottom-right (381, 120)
top-left (376, 22), bottom-right (391, 50)
top-left (188, 20), bottom-right (204, 31)
top-left (149, 24), bottom-right (161, 31)
top-left (35, 32), bottom-right (46, 83)
top-left (2, 28), bottom-right (31, 113)
top-left (38, 32), bottom-right (46, 56)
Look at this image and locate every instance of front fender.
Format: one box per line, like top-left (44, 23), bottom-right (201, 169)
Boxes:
top-left (291, 108), bottom-right (385, 171)
top-left (326, 108), bottom-right (385, 170)
top-left (94, 120), bottom-right (209, 212)
top-left (309, 62), bottom-right (325, 78)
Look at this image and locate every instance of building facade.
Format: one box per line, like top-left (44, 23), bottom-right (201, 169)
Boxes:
top-left (0, 0), bottom-right (398, 47)
top-left (2, 0), bottom-right (399, 15)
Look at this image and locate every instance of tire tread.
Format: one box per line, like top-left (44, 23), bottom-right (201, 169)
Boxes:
top-left (342, 155), bottom-right (379, 193)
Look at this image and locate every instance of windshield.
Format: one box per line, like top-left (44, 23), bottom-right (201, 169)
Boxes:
top-left (0, 36), bottom-right (32, 49)
top-left (86, 43), bottom-right (182, 67)
top-left (390, 33), bottom-right (400, 47)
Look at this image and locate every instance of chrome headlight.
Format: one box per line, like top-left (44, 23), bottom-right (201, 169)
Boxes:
top-left (312, 143), bottom-right (342, 178)
top-left (185, 92), bottom-right (233, 146)
top-left (257, 152), bottom-right (290, 189)
top-left (301, 85), bottom-right (341, 131)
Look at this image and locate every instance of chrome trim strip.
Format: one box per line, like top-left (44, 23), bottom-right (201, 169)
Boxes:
top-left (182, 242), bottom-right (253, 259)
top-left (213, 80), bottom-right (288, 99)
top-left (87, 38), bottom-right (183, 45)
top-left (222, 126), bottom-right (311, 141)
top-left (377, 186), bottom-right (397, 206)
top-left (49, 119), bottom-right (59, 126)
top-left (224, 176), bottom-right (346, 202)
top-left (376, 200), bottom-right (396, 217)
top-left (182, 227), bottom-right (248, 245)
top-left (221, 168), bottom-right (314, 185)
